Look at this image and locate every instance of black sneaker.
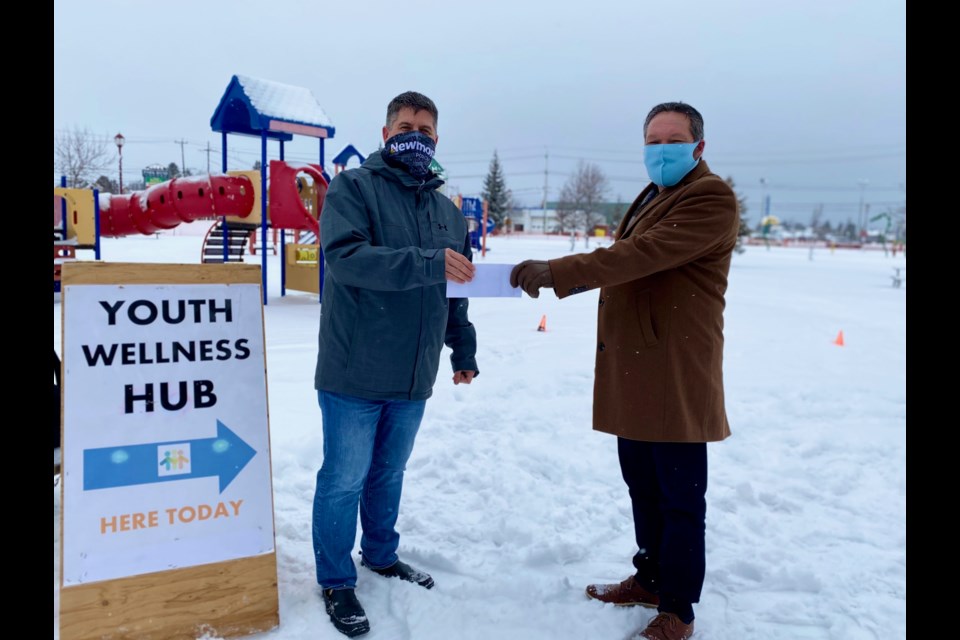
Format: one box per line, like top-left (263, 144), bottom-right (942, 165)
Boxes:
top-left (360, 555), bottom-right (435, 589)
top-left (322, 588), bottom-right (370, 637)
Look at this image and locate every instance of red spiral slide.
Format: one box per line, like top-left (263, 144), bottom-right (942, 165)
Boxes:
top-left (267, 161), bottom-right (328, 235)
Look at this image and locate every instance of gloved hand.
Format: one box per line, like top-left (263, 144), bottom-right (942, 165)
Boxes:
top-left (510, 260), bottom-right (554, 298)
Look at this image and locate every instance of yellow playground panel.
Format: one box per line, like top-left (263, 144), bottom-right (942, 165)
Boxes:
top-left (54, 188), bottom-right (97, 246)
top-left (285, 243), bottom-right (321, 294)
top-left (296, 175), bottom-right (324, 223)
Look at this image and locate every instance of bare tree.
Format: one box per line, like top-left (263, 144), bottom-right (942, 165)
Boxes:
top-left (809, 204), bottom-right (823, 230)
top-left (559, 161), bottom-right (609, 233)
top-left (54, 127), bottom-right (110, 188)
top-left (554, 200), bottom-right (579, 234)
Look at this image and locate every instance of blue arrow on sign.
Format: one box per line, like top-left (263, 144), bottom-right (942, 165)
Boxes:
top-left (83, 420), bottom-right (256, 493)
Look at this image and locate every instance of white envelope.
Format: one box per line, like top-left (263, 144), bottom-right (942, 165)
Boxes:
top-left (446, 264), bottom-right (522, 298)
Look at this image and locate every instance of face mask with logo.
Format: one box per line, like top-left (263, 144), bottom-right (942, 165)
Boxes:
top-left (381, 131), bottom-right (437, 180)
top-left (643, 142), bottom-right (701, 187)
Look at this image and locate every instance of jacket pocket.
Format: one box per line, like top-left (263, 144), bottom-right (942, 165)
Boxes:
top-left (635, 290), bottom-right (659, 348)
top-left (381, 223), bottom-right (415, 248)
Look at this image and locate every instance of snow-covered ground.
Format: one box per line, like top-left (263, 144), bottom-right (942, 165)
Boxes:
top-left (54, 227), bottom-right (906, 639)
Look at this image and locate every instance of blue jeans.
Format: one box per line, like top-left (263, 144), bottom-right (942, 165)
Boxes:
top-left (313, 390), bottom-right (426, 589)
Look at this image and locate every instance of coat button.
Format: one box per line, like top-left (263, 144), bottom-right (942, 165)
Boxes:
top-left (598, 342), bottom-right (605, 352)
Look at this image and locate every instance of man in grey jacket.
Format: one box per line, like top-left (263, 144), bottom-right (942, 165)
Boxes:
top-left (313, 91), bottom-right (478, 638)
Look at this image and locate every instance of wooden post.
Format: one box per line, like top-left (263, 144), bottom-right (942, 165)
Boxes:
top-left (481, 200), bottom-right (488, 258)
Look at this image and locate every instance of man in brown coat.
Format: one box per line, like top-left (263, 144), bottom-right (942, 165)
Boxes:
top-left (510, 102), bottom-right (737, 640)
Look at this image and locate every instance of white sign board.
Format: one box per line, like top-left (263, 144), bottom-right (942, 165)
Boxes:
top-left (62, 283), bottom-right (274, 586)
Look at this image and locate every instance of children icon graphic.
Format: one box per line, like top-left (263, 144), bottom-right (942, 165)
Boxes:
top-left (158, 444), bottom-right (192, 476)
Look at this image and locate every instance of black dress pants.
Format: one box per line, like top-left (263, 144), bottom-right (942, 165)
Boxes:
top-left (618, 438), bottom-right (707, 624)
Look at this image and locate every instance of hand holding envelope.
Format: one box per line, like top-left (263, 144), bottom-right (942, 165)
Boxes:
top-left (444, 248), bottom-right (476, 284)
top-left (509, 260), bottom-right (554, 298)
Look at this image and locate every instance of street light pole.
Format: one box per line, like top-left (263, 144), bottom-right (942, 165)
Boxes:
top-left (541, 147), bottom-right (549, 233)
top-left (114, 133), bottom-right (125, 193)
top-left (759, 177), bottom-right (767, 217)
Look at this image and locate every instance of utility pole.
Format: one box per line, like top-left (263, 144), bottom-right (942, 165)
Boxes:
top-left (541, 147), bottom-right (549, 233)
top-left (857, 179), bottom-right (869, 236)
top-left (174, 139), bottom-right (189, 176)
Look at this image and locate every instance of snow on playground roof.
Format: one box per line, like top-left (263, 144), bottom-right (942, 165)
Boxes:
top-left (237, 75), bottom-right (332, 127)
top-left (210, 75), bottom-right (336, 140)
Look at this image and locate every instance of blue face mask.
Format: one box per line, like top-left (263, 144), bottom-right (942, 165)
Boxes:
top-left (643, 142), bottom-right (701, 187)
top-left (381, 131), bottom-right (437, 180)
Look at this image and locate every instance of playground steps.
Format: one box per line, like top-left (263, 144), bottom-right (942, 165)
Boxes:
top-left (202, 221), bottom-right (261, 264)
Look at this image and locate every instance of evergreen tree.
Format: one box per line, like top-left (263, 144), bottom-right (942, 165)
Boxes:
top-left (167, 162), bottom-right (181, 178)
top-left (92, 175), bottom-right (119, 194)
top-left (842, 219), bottom-right (857, 240)
top-left (481, 151), bottom-right (512, 227)
top-left (725, 177), bottom-right (751, 253)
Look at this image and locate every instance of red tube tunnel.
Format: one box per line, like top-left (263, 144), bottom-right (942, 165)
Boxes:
top-left (100, 174), bottom-right (255, 238)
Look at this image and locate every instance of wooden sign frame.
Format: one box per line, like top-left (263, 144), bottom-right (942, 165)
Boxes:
top-left (58, 262), bottom-right (279, 640)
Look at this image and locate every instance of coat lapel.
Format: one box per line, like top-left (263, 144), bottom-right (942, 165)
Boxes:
top-left (619, 160), bottom-right (715, 240)
top-left (616, 185), bottom-right (657, 240)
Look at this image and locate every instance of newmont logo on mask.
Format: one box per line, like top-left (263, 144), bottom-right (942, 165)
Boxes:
top-left (389, 138), bottom-right (435, 158)
top-left (381, 131), bottom-right (437, 180)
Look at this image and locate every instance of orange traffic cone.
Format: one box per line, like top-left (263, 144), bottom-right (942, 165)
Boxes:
top-left (537, 315), bottom-right (547, 332)
top-left (833, 330), bottom-right (845, 347)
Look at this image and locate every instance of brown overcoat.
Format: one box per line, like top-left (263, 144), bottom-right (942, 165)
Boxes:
top-left (548, 160), bottom-right (738, 442)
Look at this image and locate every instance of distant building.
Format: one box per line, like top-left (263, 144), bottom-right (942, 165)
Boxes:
top-left (514, 201), bottom-right (632, 234)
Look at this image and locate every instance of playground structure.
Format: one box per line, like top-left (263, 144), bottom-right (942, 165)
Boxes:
top-left (53, 174), bottom-right (255, 242)
top-left (451, 195), bottom-right (495, 256)
top-left (54, 75), bottom-right (337, 302)
top-left (54, 74), bottom-right (495, 301)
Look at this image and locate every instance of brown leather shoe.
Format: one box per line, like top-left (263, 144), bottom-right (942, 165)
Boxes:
top-left (635, 612), bottom-right (694, 640)
top-left (584, 575), bottom-right (660, 607)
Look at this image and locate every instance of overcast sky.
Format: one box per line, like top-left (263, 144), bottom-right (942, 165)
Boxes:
top-left (54, 0), bottom-right (905, 225)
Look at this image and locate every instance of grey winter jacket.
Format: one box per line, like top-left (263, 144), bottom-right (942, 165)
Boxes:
top-left (314, 152), bottom-right (478, 401)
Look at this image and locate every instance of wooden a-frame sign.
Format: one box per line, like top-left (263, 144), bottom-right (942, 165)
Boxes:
top-left (58, 263), bottom-right (279, 640)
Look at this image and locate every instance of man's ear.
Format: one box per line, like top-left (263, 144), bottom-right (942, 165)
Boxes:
top-left (382, 126), bottom-right (390, 143)
top-left (694, 139), bottom-right (705, 160)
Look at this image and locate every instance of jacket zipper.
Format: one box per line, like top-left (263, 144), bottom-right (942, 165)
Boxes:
top-left (409, 184), bottom-right (427, 398)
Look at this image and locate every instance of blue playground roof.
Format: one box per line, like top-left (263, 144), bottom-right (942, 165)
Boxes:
top-left (332, 144), bottom-right (366, 167)
top-left (210, 75), bottom-right (336, 141)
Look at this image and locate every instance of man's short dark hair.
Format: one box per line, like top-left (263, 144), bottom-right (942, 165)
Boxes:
top-left (643, 102), bottom-right (704, 141)
top-left (386, 91), bottom-right (439, 129)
